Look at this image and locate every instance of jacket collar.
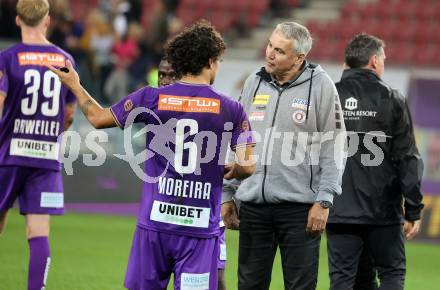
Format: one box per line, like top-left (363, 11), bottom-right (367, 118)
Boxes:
top-left (341, 68), bottom-right (381, 81)
top-left (256, 60), bottom-right (316, 88)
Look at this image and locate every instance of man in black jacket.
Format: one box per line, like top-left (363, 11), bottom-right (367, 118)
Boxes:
top-left (327, 33), bottom-right (424, 290)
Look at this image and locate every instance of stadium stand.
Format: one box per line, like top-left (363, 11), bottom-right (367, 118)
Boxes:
top-left (307, 0), bottom-right (440, 66)
top-left (176, 0), bottom-right (270, 32)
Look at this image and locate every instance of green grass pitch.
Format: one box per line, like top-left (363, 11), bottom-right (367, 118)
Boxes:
top-left (1, 210), bottom-right (439, 289)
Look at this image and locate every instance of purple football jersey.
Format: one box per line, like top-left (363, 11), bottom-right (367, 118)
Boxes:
top-left (0, 43), bottom-right (76, 171)
top-left (111, 82), bottom-right (254, 238)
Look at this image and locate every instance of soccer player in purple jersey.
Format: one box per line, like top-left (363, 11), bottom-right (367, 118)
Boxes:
top-left (158, 58), bottom-right (177, 87)
top-left (50, 20), bottom-right (255, 290)
top-left (0, 1), bottom-right (76, 289)
top-left (158, 56), bottom-right (228, 290)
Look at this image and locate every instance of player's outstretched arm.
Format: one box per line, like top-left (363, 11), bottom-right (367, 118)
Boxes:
top-left (48, 60), bottom-right (117, 129)
top-left (224, 144), bottom-right (255, 180)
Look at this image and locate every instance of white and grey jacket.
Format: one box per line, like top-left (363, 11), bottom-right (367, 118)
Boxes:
top-left (223, 62), bottom-right (346, 205)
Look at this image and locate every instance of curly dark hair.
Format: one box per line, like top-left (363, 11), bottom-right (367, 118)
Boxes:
top-left (345, 33), bottom-right (385, 69)
top-left (165, 20), bottom-right (226, 77)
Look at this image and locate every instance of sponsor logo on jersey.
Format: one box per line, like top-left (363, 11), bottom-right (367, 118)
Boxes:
top-left (220, 243), bottom-right (227, 261)
top-left (40, 192), bottom-right (64, 208)
top-left (292, 110), bottom-right (306, 124)
top-left (292, 98), bottom-right (310, 110)
top-left (249, 111), bottom-right (265, 121)
top-left (150, 200), bottom-right (210, 228)
top-left (159, 95), bottom-right (220, 114)
top-left (253, 94), bottom-right (270, 105)
top-left (124, 99), bottom-right (133, 111)
top-left (17, 52), bottom-right (66, 67)
top-left (345, 97), bottom-right (358, 110)
top-left (10, 138), bottom-right (59, 160)
top-left (181, 273), bottom-right (210, 290)
top-left (343, 97), bottom-right (378, 120)
top-left (43, 257), bottom-right (51, 289)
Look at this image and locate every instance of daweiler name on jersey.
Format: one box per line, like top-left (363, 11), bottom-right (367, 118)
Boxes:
top-left (10, 138), bottom-right (59, 160)
top-left (14, 118), bottom-right (61, 137)
top-left (150, 200), bottom-right (210, 228)
top-left (158, 176), bottom-right (212, 200)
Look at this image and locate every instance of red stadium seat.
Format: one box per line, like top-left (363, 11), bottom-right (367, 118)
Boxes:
top-left (377, 1), bottom-right (399, 22)
top-left (392, 43), bottom-right (415, 65)
top-left (397, 2), bottom-right (417, 22)
top-left (306, 21), bottom-right (321, 37)
top-left (433, 51), bottom-right (440, 67)
top-left (413, 23), bottom-right (431, 44)
top-left (141, 0), bottom-right (161, 30)
top-left (176, 7), bottom-right (197, 25)
top-left (209, 13), bottom-right (234, 33)
top-left (231, 0), bottom-right (250, 10)
top-left (393, 20), bottom-right (418, 42)
top-left (414, 2), bottom-right (435, 21)
top-left (70, 0), bottom-right (98, 22)
top-left (414, 44), bottom-right (437, 67)
top-left (288, 0), bottom-right (300, 7)
top-left (373, 19), bottom-right (400, 41)
top-left (341, 0), bottom-right (361, 22)
top-left (244, 0), bottom-right (268, 27)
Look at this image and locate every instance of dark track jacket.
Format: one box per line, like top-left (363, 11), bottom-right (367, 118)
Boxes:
top-left (329, 68), bottom-right (424, 225)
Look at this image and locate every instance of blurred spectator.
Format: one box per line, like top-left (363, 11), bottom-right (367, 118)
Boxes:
top-left (0, 0), bottom-right (21, 38)
top-left (163, 0), bottom-right (179, 14)
top-left (105, 23), bottom-right (142, 103)
top-left (49, 15), bottom-right (78, 53)
top-left (76, 10), bottom-right (117, 103)
top-left (126, 0), bottom-right (142, 23)
top-left (49, 0), bottom-right (70, 19)
top-left (88, 11), bottom-right (115, 103)
top-left (113, 0), bottom-right (130, 39)
top-left (147, 0), bottom-right (182, 64)
top-left (109, 0), bottom-right (143, 39)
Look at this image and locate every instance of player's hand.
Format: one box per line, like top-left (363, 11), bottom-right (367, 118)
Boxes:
top-left (404, 219), bottom-right (421, 240)
top-left (47, 59), bottom-right (80, 91)
top-left (306, 202), bottom-right (329, 235)
top-left (222, 200), bottom-right (240, 230)
top-left (223, 163), bottom-right (235, 180)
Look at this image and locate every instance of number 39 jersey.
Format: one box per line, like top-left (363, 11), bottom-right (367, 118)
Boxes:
top-left (111, 82), bottom-right (255, 238)
top-left (0, 44), bottom-right (76, 170)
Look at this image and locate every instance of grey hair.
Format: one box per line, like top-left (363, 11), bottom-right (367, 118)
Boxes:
top-left (276, 22), bottom-right (313, 55)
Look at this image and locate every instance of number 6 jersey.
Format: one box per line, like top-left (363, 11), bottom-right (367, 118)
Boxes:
top-left (0, 43), bottom-right (76, 170)
top-left (110, 82), bottom-right (255, 238)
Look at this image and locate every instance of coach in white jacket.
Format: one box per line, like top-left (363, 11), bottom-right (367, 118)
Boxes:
top-left (222, 22), bottom-right (346, 290)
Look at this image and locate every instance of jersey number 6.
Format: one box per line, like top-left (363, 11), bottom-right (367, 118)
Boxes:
top-left (174, 119), bottom-right (198, 174)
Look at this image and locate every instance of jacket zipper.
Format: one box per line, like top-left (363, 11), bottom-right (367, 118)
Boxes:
top-left (258, 66), bottom-right (314, 203)
top-left (261, 86), bottom-right (284, 202)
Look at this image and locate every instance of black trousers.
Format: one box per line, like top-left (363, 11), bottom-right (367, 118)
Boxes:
top-left (238, 202), bottom-right (320, 290)
top-left (352, 246), bottom-right (378, 290)
top-left (327, 223), bottom-right (406, 290)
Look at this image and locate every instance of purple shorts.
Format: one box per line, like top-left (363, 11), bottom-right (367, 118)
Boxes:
top-left (0, 166), bottom-right (64, 215)
top-left (125, 226), bottom-right (219, 290)
top-left (218, 227), bottom-right (226, 270)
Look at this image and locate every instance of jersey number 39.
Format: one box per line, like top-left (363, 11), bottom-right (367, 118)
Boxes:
top-left (22, 69), bottom-right (61, 116)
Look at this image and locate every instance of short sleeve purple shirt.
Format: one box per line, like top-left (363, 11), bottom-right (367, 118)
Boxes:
top-left (111, 82), bottom-right (254, 237)
top-left (0, 43), bottom-right (76, 170)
